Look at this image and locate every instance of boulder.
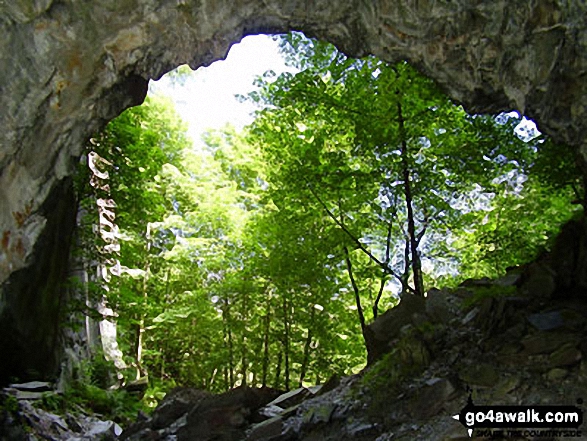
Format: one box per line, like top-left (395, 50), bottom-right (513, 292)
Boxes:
top-left (151, 387), bottom-right (211, 430)
top-left (177, 386), bottom-right (281, 441)
top-left (521, 332), bottom-right (580, 355)
top-left (425, 289), bottom-right (454, 324)
top-left (265, 387), bottom-right (311, 410)
top-left (248, 416), bottom-right (284, 441)
top-left (549, 343), bottom-right (582, 367)
top-left (365, 294), bottom-right (426, 364)
top-left (407, 378), bottom-right (457, 420)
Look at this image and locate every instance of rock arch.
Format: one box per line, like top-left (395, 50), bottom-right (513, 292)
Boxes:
top-left (1, 0), bottom-right (586, 382)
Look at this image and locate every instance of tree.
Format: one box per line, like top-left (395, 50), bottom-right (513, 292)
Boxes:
top-left (75, 34), bottom-right (582, 399)
top-left (247, 32), bottom-right (581, 343)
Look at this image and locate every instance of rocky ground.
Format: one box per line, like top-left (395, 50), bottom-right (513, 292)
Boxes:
top-left (118, 266), bottom-right (586, 441)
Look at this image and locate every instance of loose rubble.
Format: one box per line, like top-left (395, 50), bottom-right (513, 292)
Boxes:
top-left (0, 382), bottom-right (123, 440)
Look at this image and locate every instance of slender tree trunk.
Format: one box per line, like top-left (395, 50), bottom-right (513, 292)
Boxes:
top-left (223, 367), bottom-right (229, 391)
top-left (299, 307), bottom-right (315, 387)
top-left (222, 300), bottom-right (234, 388)
top-left (240, 290), bottom-right (248, 387)
top-left (209, 368), bottom-right (217, 389)
top-left (261, 305), bottom-right (271, 387)
top-left (282, 293), bottom-right (291, 391)
top-left (397, 100), bottom-right (425, 296)
top-left (401, 235), bottom-right (411, 293)
top-left (228, 324), bottom-right (234, 388)
top-left (373, 220), bottom-right (393, 318)
top-left (274, 351), bottom-right (282, 389)
top-left (241, 342), bottom-right (247, 387)
top-left (344, 246), bottom-right (367, 336)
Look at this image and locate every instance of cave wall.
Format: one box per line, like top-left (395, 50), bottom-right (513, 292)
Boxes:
top-left (0, 0), bottom-right (586, 383)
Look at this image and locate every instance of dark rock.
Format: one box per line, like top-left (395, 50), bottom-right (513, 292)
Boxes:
top-left (301, 402), bottom-right (337, 425)
top-left (365, 294), bottom-right (426, 364)
top-left (459, 277), bottom-right (493, 287)
top-left (493, 376), bottom-right (520, 397)
top-left (546, 368), bottom-right (568, 381)
top-left (458, 364), bottom-right (499, 388)
top-left (425, 289), bottom-right (453, 324)
top-left (124, 376), bottom-right (149, 394)
top-left (549, 343), bottom-right (582, 367)
top-left (461, 307), bottom-right (479, 325)
top-left (119, 419), bottom-right (152, 440)
top-left (11, 390), bottom-right (46, 401)
top-left (70, 420), bottom-right (123, 441)
top-left (519, 262), bottom-right (556, 299)
top-left (408, 378), bottom-right (457, 419)
top-left (0, 178), bottom-right (77, 385)
top-left (279, 404), bottom-right (302, 420)
top-left (547, 218), bottom-right (587, 296)
top-left (151, 387), bottom-right (211, 430)
top-left (177, 386), bottom-right (281, 441)
top-left (258, 404), bottom-right (286, 419)
top-left (521, 332), bottom-right (580, 355)
top-left (527, 311), bottom-right (565, 330)
top-left (494, 272), bottom-right (522, 287)
top-left (120, 427), bottom-right (159, 441)
top-left (346, 420), bottom-right (379, 437)
top-left (315, 374), bottom-right (340, 397)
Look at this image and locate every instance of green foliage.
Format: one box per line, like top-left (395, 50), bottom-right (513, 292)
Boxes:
top-left (40, 382), bottom-right (144, 425)
top-left (249, 32), bottom-right (580, 298)
top-left (39, 348), bottom-right (145, 424)
top-left (0, 394), bottom-right (19, 414)
top-left (74, 31), bottom-right (582, 403)
top-left (85, 349), bottom-right (117, 390)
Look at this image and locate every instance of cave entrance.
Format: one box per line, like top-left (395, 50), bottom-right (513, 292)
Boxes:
top-left (3, 0), bottom-right (583, 389)
top-left (73, 32), bottom-right (582, 401)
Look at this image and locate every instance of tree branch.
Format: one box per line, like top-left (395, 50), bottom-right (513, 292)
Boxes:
top-left (305, 182), bottom-right (405, 285)
top-left (343, 246), bottom-right (366, 334)
top-left (373, 219), bottom-right (393, 319)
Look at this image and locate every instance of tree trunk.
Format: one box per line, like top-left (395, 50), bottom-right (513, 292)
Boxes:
top-left (344, 246), bottom-right (367, 337)
top-left (397, 99), bottom-right (425, 296)
top-left (274, 351), bottom-right (282, 389)
top-left (222, 300), bottom-right (234, 388)
top-left (282, 293), bottom-right (291, 392)
top-left (261, 305), bottom-right (271, 387)
top-left (299, 306), bottom-right (315, 387)
top-left (373, 220), bottom-right (393, 318)
top-left (240, 289), bottom-right (248, 387)
top-left (223, 367), bottom-right (229, 391)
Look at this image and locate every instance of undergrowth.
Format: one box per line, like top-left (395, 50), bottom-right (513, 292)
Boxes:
top-left (39, 349), bottom-right (148, 426)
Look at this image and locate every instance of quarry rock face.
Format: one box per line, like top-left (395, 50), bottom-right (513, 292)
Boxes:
top-left (0, 0), bottom-right (586, 382)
